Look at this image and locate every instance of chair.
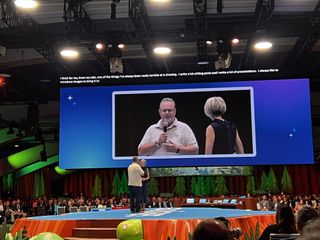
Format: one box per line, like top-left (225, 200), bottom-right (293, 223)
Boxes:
top-left (79, 206), bottom-right (87, 212)
top-left (269, 233), bottom-right (299, 240)
top-left (57, 207), bottom-right (65, 215)
top-left (70, 206), bottom-right (78, 213)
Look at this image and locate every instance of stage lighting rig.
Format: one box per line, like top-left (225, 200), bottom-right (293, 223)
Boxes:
top-left (214, 38), bottom-right (232, 70)
top-left (111, 0), bottom-right (120, 19)
top-left (217, 0), bottom-right (223, 14)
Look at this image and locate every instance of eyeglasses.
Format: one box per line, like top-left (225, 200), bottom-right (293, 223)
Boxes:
top-left (160, 109), bottom-right (175, 113)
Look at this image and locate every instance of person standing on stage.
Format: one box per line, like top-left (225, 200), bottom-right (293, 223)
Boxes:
top-left (139, 159), bottom-right (150, 211)
top-left (128, 156), bottom-right (144, 213)
top-left (138, 97), bottom-right (199, 156)
top-left (204, 96), bottom-right (244, 154)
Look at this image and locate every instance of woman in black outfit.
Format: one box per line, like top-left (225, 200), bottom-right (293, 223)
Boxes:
top-left (140, 159), bottom-right (150, 211)
top-left (204, 96), bottom-right (244, 154)
top-left (258, 204), bottom-right (297, 240)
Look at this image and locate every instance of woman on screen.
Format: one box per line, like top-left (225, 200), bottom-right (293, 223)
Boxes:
top-left (204, 96), bottom-right (244, 154)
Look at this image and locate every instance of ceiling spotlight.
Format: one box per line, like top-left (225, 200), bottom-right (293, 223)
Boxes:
top-left (206, 40), bottom-right (213, 45)
top-left (153, 46), bottom-right (171, 55)
top-left (118, 44), bottom-right (125, 49)
top-left (14, 0), bottom-right (38, 9)
top-left (95, 43), bottom-right (105, 50)
top-left (232, 38), bottom-right (240, 44)
top-left (60, 48), bottom-right (79, 59)
top-left (254, 41), bottom-right (272, 50)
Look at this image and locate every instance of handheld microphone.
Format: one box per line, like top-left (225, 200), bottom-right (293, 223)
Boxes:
top-left (163, 121), bottom-right (168, 132)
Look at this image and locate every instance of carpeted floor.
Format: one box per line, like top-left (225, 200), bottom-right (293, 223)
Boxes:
top-left (30, 207), bottom-right (273, 220)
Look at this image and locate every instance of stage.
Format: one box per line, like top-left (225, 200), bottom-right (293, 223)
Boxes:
top-left (12, 208), bottom-right (275, 239)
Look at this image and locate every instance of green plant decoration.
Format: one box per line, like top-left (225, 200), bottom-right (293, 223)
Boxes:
top-left (267, 167), bottom-right (279, 193)
top-left (244, 222), bottom-right (260, 240)
top-left (214, 176), bottom-right (228, 195)
top-left (92, 174), bottom-right (102, 198)
top-left (147, 177), bottom-right (159, 195)
top-left (119, 171), bottom-right (129, 194)
top-left (197, 176), bottom-right (205, 196)
top-left (205, 176), bottom-right (215, 195)
top-left (173, 177), bottom-right (186, 196)
top-left (112, 170), bottom-right (121, 195)
top-left (246, 176), bottom-right (256, 195)
top-left (258, 171), bottom-right (268, 193)
top-left (191, 176), bottom-right (199, 196)
top-left (281, 166), bottom-right (293, 193)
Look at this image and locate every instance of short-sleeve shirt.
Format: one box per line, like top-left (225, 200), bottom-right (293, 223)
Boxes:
top-left (128, 162), bottom-right (144, 187)
top-left (138, 118), bottom-right (198, 156)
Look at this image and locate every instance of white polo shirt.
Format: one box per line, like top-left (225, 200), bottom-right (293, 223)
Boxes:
top-left (138, 118), bottom-right (198, 156)
top-left (128, 162), bottom-right (144, 187)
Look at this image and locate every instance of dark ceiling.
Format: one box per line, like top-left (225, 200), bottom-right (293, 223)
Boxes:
top-left (0, 0), bottom-right (319, 104)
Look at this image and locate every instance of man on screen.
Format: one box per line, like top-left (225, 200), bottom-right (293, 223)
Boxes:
top-left (138, 97), bottom-right (199, 156)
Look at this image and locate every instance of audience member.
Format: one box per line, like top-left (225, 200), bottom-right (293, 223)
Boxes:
top-left (296, 217), bottom-right (320, 240)
top-left (192, 219), bottom-right (232, 240)
top-left (296, 206), bottom-right (320, 232)
top-left (259, 204), bottom-right (297, 240)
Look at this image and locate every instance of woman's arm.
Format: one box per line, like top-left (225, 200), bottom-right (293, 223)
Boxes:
top-left (205, 125), bottom-right (215, 154)
top-left (234, 130), bottom-right (244, 154)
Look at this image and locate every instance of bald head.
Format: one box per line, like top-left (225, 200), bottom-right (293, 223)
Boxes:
top-left (192, 219), bottom-right (231, 240)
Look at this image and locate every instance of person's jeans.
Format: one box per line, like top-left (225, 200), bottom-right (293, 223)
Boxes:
top-left (129, 185), bottom-right (142, 212)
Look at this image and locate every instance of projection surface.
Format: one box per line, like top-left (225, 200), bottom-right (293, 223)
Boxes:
top-left (59, 77), bottom-right (313, 169)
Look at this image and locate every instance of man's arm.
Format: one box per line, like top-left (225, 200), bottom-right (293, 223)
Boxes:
top-left (138, 132), bottom-right (167, 155)
top-left (164, 141), bottom-right (198, 154)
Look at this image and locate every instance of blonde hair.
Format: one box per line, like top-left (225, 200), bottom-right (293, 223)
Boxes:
top-left (204, 96), bottom-right (227, 120)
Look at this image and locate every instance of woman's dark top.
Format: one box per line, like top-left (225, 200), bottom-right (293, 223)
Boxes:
top-left (142, 167), bottom-right (148, 186)
top-left (258, 222), bottom-right (297, 240)
top-left (210, 118), bottom-right (236, 154)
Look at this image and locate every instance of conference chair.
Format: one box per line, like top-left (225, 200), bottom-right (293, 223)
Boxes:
top-left (269, 233), bottom-right (299, 240)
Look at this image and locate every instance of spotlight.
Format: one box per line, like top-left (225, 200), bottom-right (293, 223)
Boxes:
top-left (254, 41), bottom-right (273, 50)
top-left (117, 44), bottom-right (125, 49)
top-left (14, 0), bottom-right (38, 9)
top-left (232, 38), bottom-right (240, 44)
top-left (95, 43), bottom-right (105, 50)
top-left (60, 48), bottom-right (79, 59)
top-left (153, 46), bottom-right (171, 55)
top-left (206, 40), bottom-right (213, 45)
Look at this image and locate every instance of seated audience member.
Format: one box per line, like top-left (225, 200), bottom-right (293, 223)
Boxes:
top-left (4, 200), bottom-right (15, 223)
top-left (11, 199), bottom-right (27, 219)
top-left (155, 197), bottom-right (165, 208)
top-left (47, 199), bottom-right (55, 215)
top-left (296, 217), bottom-right (320, 240)
top-left (0, 200), bottom-right (5, 223)
top-left (37, 199), bottom-right (47, 216)
top-left (296, 206), bottom-right (320, 232)
top-left (258, 204), bottom-right (297, 240)
top-left (258, 195), bottom-right (270, 211)
top-left (65, 200), bottom-right (74, 213)
top-left (149, 196), bottom-right (157, 208)
top-left (192, 219), bottom-right (232, 240)
top-left (270, 195), bottom-right (280, 211)
top-left (165, 198), bottom-right (174, 208)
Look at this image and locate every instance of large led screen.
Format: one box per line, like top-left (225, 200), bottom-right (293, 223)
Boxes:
top-left (59, 77), bottom-right (313, 169)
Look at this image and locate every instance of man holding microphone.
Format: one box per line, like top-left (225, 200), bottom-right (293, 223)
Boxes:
top-left (128, 156), bottom-right (144, 213)
top-left (138, 97), bottom-right (198, 156)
